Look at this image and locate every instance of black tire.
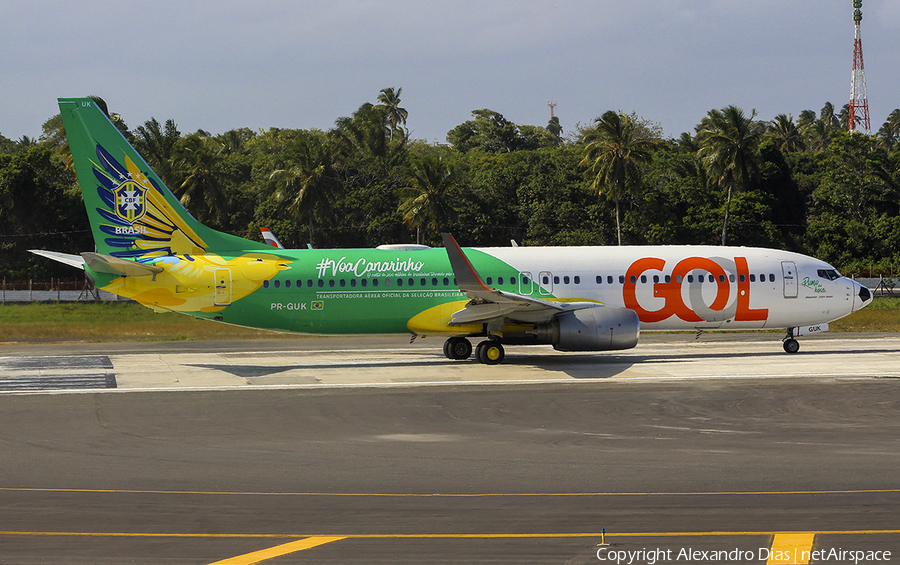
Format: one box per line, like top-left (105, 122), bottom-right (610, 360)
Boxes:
top-left (783, 338), bottom-right (800, 354)
top-left (445, 337), bottom-right (472, 360)
top-left (475, 341), bottom-right (505, 365)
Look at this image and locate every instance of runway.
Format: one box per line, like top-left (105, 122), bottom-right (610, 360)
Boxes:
top-left (0, 333), bottom-right (898, 563)
top-left (2, 332), bottom-right (900, 392)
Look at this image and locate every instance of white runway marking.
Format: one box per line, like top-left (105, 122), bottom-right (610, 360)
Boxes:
top-left (2, 336), bottom-right (898, 394)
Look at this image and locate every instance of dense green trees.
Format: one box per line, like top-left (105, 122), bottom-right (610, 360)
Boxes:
top-left (3, 91), bottom-right (900, 281)
top-left (579, 110), bottom-right (656, 245)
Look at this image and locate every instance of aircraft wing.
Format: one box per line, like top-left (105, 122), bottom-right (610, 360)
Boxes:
top-left (442, 233), bottom-right (575, 327)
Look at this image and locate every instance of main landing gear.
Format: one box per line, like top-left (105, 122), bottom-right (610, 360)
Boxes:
top-left (442, 337), bottom-right (505, 365)
top-left (782, 329), bottom-right (800, 354)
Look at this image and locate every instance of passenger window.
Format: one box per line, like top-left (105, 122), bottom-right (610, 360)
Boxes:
top-left (652, 275), bottom-right (659, 284)
top-left (719, 275), bottom-right (726, 283)
top-left (385, 278), bottom-right (391, 287)
top-left (664, 275), bottom-right (671, 283)
top-left (542, 276), bottom-right (549, 284)
top-left (263, 280), bottom-right (270, 289)
top-left (749, 274), bottom-right (756, 283)
top-left (640, 275), bottom-right (647, 284)
top-left (630, 275), bottom-right (637, 284)
top-left (608, 276), bottom-right (614, 284)
top-left (553, 276), bottom-right (560, 284)
top-left (596, 275), bottom-right (603, 284)
top-left (729, 275), bottom-right (735, 283)
top-left (318, 279), bottom-right (324, 288)
top-left (687, 275), bottom-right (693, 283)
top-left (769, 274), bottom-right (775, 282)
top-left (420, 278), bottom-right (426, 286)
top-left (432, 278), bottom-right (438, 286)
top-left (486, 277), bottom-right (493, 285)
top-left (361, 279), bottom-right (367, 287)
top-left (328, 280), bottom-right (335, 287)
top-left (443, 277), bottom-right (449, 286)
top-left (307, 280), bottom-right (313, 287)
top-left (397, 279), bottom-right (403, 287)
top-left (510, 276), bottom-right (517, 285)
top-left (498, 277), bottom-right (504, 285)
top-left (373, 279), bottom-right (379, 287)
top-left (739, 274), bottom-right (746, 283)
top-left (339, 279), bottom-right (346, 287)
top-left (350, 279), bottom-right (357, 287)
top-left (676, 275), bottom-right (682, 283)
top-left (274, 280), bottom-right (281, 289)
top-left (285, 280), bottom-right (291, 288)
top-left (574, 276), bottom-right (580, 284)
top-left (563, 276), bottom-right (570, 284)
top-left (619, 275), bottom-right (625, 284)
top-left (698, 275), bottom-right (705, 283)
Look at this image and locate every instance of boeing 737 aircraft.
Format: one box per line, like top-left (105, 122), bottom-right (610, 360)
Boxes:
top-left (34, 97), bottom-right (872, 364)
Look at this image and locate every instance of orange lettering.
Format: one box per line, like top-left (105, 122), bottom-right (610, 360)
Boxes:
top-left (622, 256), bottom-right (763, 324)
top-left (734, 257), bottom-right (768, 321)
top-left (623, 258), bottom-right (669, 323)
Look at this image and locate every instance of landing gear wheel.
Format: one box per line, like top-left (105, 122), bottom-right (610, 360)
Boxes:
top-left (443, 337), bottom-right (472, 360)
top-left (475, 341), bottom-right (505, 365)
top-left (783, 338), bottom-right (800, 354)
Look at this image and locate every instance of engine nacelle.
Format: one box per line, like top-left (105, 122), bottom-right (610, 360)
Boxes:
top-left (533, 306), bottom-right (640, 351)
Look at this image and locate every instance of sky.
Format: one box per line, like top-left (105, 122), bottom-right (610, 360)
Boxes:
top-left (2, 1), bottom-right (899, 144)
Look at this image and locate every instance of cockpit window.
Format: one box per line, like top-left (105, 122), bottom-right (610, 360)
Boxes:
top-left (817, 269), bottom-right (840, 281)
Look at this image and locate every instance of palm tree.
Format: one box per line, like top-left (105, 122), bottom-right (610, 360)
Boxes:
top-left (579, 110), bottom-right (655, 245)
top-left (172, 134), bottom-right (230, 225)
top-left (376, 87), bottom-right (408, 140)
top-left (396, 154), bottom-right (460, 244)
top-left (547, 116), bottom-right (563, 143)
top-left (875, 109), bottom-right (900, 151)
top-left (697, 106), bottom-right (761, 246)
top-left (133, 118), bottom-right (181, 186)
top-left (768, 114), bottom-right (806, 153)
top-left (268, 136), bottom-right (342, 247)
top-left (820, 102), bottom-right (840, 130)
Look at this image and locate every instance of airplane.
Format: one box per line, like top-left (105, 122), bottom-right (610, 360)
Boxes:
top-left (259, 227), bottom-right (285, 249)
top-left (32, 97), bottom-right (873, 364)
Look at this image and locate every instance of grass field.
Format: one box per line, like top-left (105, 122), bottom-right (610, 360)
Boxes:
top-left (0, 302), bottom-right (278, 342)
top-left (0, 297), bottom-right (897, 343)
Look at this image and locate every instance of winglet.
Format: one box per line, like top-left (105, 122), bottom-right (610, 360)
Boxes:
top-left (441, 233), bottom-right (493, 293)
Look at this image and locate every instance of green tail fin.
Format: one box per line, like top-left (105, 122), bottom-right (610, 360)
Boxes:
top-left (58, 97), bottom-right (267, 260)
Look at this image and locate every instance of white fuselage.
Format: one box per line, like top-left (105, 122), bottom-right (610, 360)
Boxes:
top-left (470, 245), bottom-right (869, 331)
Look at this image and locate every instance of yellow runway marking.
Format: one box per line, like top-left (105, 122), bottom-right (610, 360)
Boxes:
top-left (766, 533), bottom-right (816, 564)
top-left (207, 536), bottom-right (345, 565)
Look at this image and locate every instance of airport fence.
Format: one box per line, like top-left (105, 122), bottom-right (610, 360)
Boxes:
top-left (0, 278), bottom-right (120, 303)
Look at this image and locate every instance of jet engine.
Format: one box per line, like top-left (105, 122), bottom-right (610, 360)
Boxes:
top-left (532, 306), bottom-right (640, 351)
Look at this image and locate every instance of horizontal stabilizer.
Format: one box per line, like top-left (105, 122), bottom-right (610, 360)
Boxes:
top-left (81, 252), bottom-right (163, 277)
top-left (28, 250), bottom-right (86, 270)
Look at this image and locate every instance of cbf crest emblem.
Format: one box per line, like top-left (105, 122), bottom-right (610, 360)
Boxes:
top-left (113, 180), bottom-right (147, 223)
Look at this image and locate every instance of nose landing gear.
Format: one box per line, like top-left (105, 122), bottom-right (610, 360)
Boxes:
top-left (782, 329), bottom-right (800, 353)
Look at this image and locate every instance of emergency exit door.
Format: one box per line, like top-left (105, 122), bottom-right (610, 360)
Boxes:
top-left (781, 261), bottom-right (797, 299)
top-left (214, 268), bottom-right (232, 306)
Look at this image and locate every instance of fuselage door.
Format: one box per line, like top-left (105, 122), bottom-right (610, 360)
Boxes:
top-left (782, 261), bottom-right (797, 299)
top-left (215, 268), bottom-right (232, 306)
top-left (538, 271), bottom-right (553, 296)
top-left (519, 272), bottom-right (534, 296)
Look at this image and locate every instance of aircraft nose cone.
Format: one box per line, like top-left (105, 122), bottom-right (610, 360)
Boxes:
top-left (858, 284), bottom-right (871, 303)
top-left (851, 280), bottom-right (872, 312)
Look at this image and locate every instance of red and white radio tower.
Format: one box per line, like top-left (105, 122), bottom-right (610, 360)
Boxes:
top-left (848, 0), bottom-right (870, 133)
